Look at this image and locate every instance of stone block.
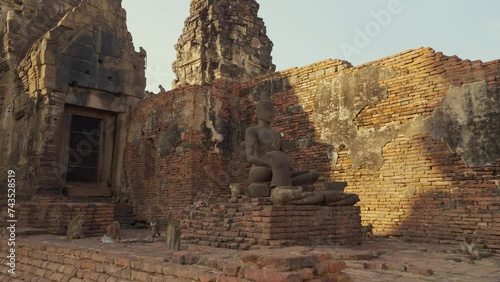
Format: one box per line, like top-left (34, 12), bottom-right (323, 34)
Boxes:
top-left (270, 186), bottom-right (304, 205)
top-left (72, 59), bottom-right (97, 75)
top-left (66, 42), bottom-right (97, 62)
top-left (75, 33), bottom-right (94, 47)
top-left (199, 271), bottom-right (218, 282)
top-left (256, 254), bottom-right (316, 271)
top-left (328, 260), bottom-right (347, 273)
top-left (242, 267), bottom-right (302, 282)
top-left (96, 76), bottom-right (123, 93)
top-left (69, 70), bottom-right (91, 87)
top-left (248, 183), bottom-right (270, 198)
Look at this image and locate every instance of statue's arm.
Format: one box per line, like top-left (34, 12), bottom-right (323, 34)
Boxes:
top-left (245, 128), bottom-right (269, 167)
top-left (278, 132), bottom-right (292, 169)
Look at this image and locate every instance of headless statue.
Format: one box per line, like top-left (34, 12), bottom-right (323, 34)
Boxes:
top-left (245, 97), bottom-right (319, 188)
top-left (245, 97), bottom-right (359, 206)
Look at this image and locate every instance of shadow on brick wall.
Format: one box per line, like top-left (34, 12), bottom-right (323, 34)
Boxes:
top-left (393, 134), bottom-right (500, 252)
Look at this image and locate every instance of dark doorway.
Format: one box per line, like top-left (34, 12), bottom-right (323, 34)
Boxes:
top-left (66, 115), bottom-right (102, 183)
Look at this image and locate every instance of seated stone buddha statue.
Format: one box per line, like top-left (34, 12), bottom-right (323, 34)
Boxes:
top-left (244, 96), bottom-right (359, 206)
top-left (245, 97), bottom-right (320, 189)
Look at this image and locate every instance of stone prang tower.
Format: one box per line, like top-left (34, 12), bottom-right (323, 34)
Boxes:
top-left (172, 0), bottom-right (275, 88)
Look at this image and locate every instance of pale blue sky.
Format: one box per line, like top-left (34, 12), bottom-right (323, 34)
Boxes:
top-left (122, 0), bottom-right (500, 92)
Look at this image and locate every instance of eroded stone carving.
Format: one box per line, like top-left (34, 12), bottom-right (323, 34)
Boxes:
top-left (172, 0), bottom-right (275, 87)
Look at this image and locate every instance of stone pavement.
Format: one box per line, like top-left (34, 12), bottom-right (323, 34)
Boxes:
top-left (339, 238), bottom-right (500, 282)
top-left (1, 229), bottom-right (499, 281)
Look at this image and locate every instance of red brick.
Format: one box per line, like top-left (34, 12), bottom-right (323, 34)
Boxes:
top-left (328, 260), bottom-right (347, 273)
top-left (114, 257), bottom-right (130, 267)
top-left (130, 270), bottom-right (150, 282)
top-left (242, 267), bottom-right (302, 282)
top-left (199, 271), bottom-right (219, 282)
top-left (222, 261), bottom-right (241, 276)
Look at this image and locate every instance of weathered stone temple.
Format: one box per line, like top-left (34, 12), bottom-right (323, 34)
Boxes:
top-left (1, 0), bottom-right (499, 262)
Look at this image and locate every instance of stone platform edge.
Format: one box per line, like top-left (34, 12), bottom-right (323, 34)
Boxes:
top-left (0, 238), bottom-right (352, 282)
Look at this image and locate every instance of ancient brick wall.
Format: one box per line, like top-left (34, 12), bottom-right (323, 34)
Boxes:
top-left (333, 49), bottom-right (500, 250)
top-left (190, 80), bottom-right (243, 201)
top-left (181, 199), bottom-right (258, 249)
top-left (125, 81), bottom-right (241, 222)
top-left (238, 47), bottom-right (500, 251)
top-left (126, 86), bottom-right (204, 221)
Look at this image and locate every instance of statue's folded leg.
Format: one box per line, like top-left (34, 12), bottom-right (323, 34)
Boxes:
top-left (266, 151), bottom-right (292, 187)
top-left (249, 166), bottom-right (272, 183)
top-left (289, 192), bottom-right (324, 205)
top-left (291, 169), bottom-right (320, 186)
top-left (326, 194), bottom-right (360, 206)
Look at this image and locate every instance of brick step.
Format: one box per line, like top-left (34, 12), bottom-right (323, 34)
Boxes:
top-left (1, 237), bottom-right (353, 281)
top-left (113, 204), bottom-right (137, 227)
top-left (68, 197), bottom-right (113, 203)
top-left (183, 223), bottom-right (241, 230)
top-left (114, 204), bottom-right (134, 215)
top-left (113, 216), bottom-right (135, 225)
top-left (183, 234), bottom-right (243, 241)
top-left (183, 234), bottom-right (257, 246)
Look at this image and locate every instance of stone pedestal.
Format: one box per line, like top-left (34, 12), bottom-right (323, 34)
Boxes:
top-left (253, 205), bottom-right (362, 245)
top-left (181, 198), bottom-right (362, 249)
top-left (248, 183), bottom-right (271, 198)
